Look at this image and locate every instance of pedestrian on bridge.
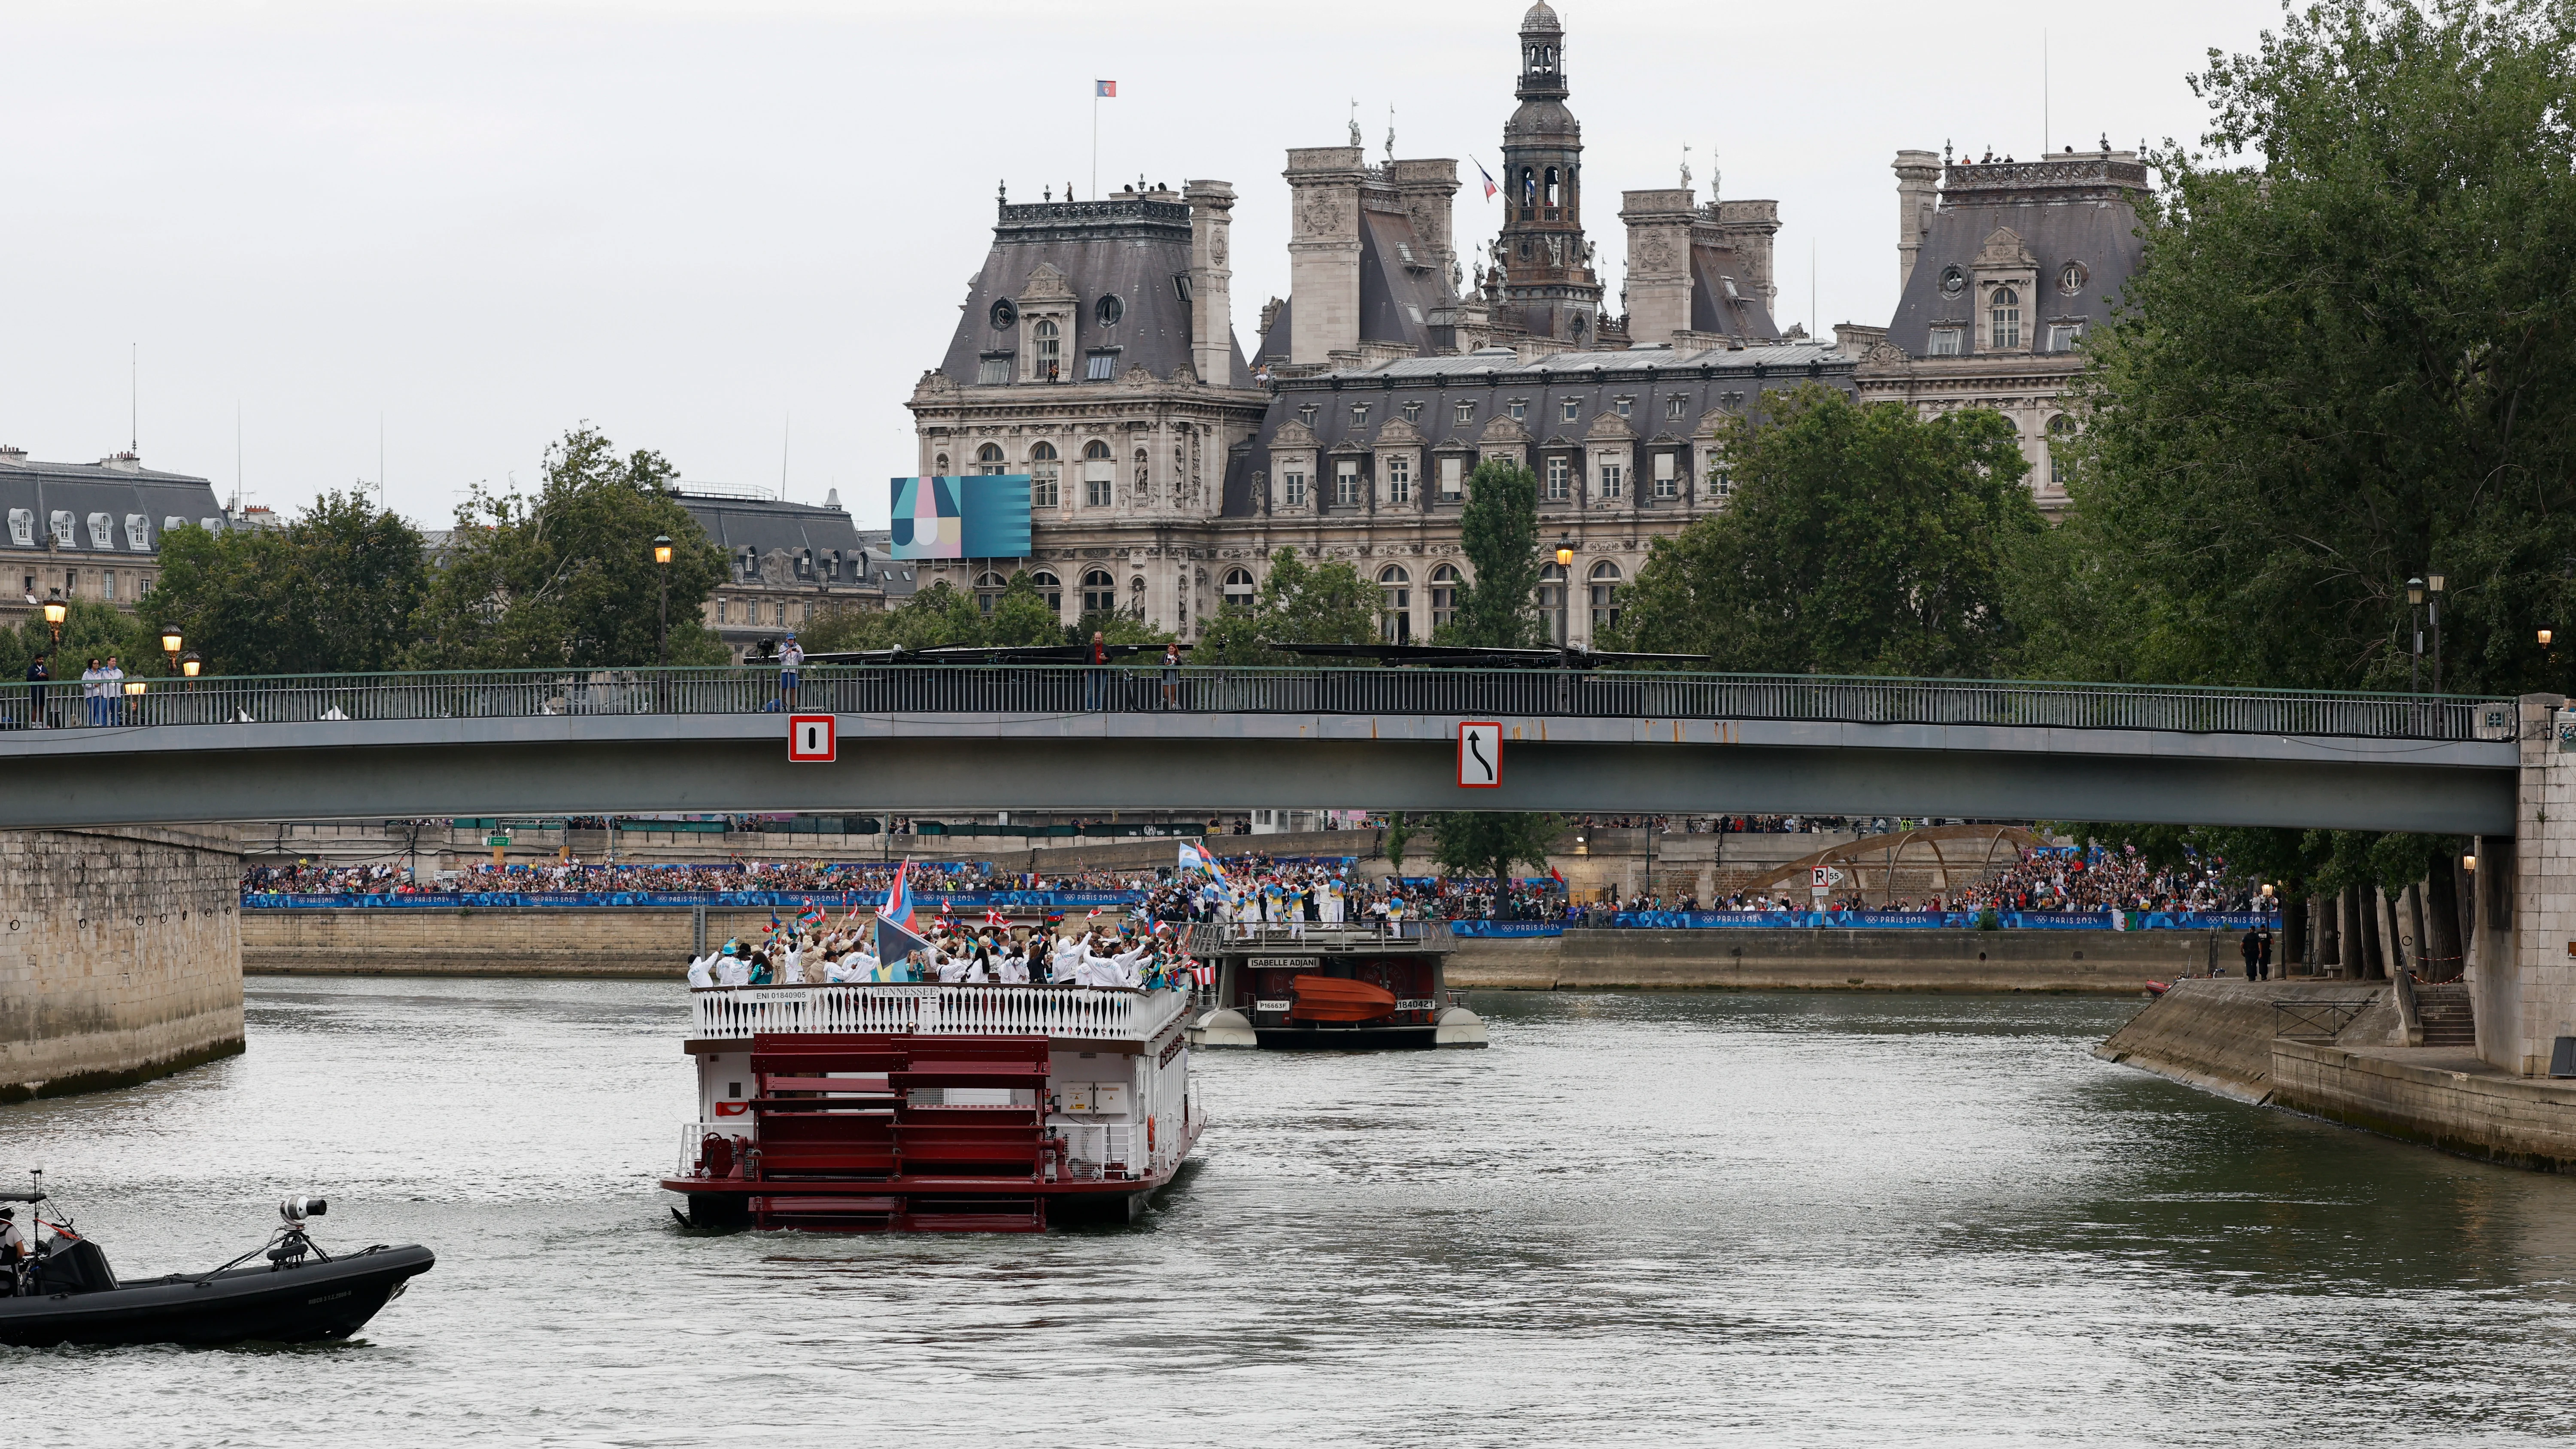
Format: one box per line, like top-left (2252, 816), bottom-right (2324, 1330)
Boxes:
top-left (22, 653), bottom-right (45, 729)
top-left (778, 635), bottom-right (805, 711)
top-left (1084, 632), bottom-right (1110, 711)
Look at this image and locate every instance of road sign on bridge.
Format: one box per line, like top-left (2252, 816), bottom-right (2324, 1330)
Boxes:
top-left (789, 714), bottom-right (835, 762)
top-left (1458, 721), bottom-right (1502, 788)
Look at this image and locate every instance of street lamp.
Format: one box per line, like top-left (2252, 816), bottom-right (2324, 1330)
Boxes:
top-left (2406, 577), bottom-right (2425, 691)
top-left (652, 534), bottom-right (672, 667)
top-left (179, 651), bottom-right (200, 679)
top-left (1552, 536), bottom-right (1574, 648)
top-left (121, 677), bottom-right (144, 726)
top-left (2425, 573), bottom-right (2445, 692)
top-left (41, 590), bottom-right (64, 649)
top-left (160, 625), bottom-right (182, 677)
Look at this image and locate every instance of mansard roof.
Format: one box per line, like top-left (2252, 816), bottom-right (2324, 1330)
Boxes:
top-left (1222, 341), bottom-right (1857, 516)
top-left (1884, 153), bottom-right (2148, 358)
top-left (936, 194), bottom-right (1248, 387)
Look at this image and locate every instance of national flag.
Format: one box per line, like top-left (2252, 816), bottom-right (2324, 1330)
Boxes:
top-left (984, 907), bottom-right (1009, 928)
top-left (1549, 866), bottom-right (1566, 886)
top-left (1096, 79), bottom-right (1117, 97)
top-left (876, 913), bottom-right (930, 967)
top-left (799, 900), bottom-right (826, 927)
top-left (1474, 158), bottom-right (1499, 200)
top-left (880, 858), bottom-right (919, 936)
top-left (1187, 956), bottom-right (1214, 988)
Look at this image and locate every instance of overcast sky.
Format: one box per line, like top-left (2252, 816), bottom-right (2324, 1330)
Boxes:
top-left (0, 0), bottom-right (2279, 530)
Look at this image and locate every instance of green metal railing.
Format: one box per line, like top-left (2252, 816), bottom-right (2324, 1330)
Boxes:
top-left (0, 664), bottom-right (2512, 742)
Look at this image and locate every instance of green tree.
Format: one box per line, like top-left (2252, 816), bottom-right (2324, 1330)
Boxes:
top-left (143, 489), bottom-right (427, 677)
top-left (1194, 548), bottom-right (1377, 664)
top-left (2032, 0), bottom-right (2576, 693)
top-left (408, 425), bottom-right (729, 668)
top-left (1382, 811), bottom-right (1415, 877)
top-left (1442, 460), bottom-right (1544, 648)
top-left (1424, 811), bottom-right (1564, 918)
top-left (1607, 384), bottom-right (2041, 674)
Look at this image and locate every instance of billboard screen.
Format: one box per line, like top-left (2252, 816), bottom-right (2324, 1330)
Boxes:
top-left (888, 474), bottom-right (1030, 560)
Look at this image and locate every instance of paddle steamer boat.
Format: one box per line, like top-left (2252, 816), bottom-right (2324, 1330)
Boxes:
top-left (664, 981), bottom-right (1199, 1232)
top-left (1185, 919), bottom-right (1487, 1049)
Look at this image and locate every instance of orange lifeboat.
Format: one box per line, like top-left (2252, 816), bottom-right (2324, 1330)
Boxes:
top-left (1288, 974), bottom-right (1397, 1023)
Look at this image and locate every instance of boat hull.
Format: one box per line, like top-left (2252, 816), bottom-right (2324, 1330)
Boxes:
top-left (1254, 1023), bottom-right (1439, 1050)
top-left (0, 1244), bottom-right (435, 1348)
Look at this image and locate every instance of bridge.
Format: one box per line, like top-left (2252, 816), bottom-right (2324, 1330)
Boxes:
top-left (0, 665), bottom-right (2518, 834)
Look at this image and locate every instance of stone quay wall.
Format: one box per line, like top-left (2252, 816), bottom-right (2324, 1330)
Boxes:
top-left (2092, 980), bottom-right (2386, 1103)
top-left (0, 826), bottom-right (245, 1102)
top-left (1449, 928), bottom-right (2228, 993)
top-left (2269, 1039), bottom-right (2576, 1172)
top-left (248, 908), bottom-right (2226, 992)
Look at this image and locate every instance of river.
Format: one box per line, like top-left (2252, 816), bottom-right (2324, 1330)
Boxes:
top-left (6, 978), bottom-right (2576, 1446)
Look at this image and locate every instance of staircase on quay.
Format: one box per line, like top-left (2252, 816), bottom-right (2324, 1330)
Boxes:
top-left (2414, 982), bottom-right (2477, 1048)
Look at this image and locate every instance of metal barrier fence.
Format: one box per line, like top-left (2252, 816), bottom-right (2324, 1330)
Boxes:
top-left (0, 665), bottom-right (2508, 741)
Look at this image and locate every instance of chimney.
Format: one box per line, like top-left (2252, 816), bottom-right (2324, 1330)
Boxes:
top-left (1893, 150), bottom-right (1941, 290)
top-left (1386, 158), bottom-right (1461, 284)
top-left (1185, 179), bottom-right (1238, 388)
top-left (1619, 188), bottom-right (1697, 349)
top-left (1282, 147), bottom-right (1368, 366)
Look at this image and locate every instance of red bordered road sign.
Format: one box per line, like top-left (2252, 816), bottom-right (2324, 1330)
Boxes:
top-left (789, 714), bottom-right (836, 762)
top-left (1457, 721), bottom-right (1502, 788)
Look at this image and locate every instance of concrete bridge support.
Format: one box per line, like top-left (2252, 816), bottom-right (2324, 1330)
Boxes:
top-left (0, 826), bottom-right (244, 1102)
top-left (2471, 694), bottom-right (2576, 1077)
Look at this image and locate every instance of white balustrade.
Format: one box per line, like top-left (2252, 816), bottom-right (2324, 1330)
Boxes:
top-left (689, 983), bottom-right (1191, 1044)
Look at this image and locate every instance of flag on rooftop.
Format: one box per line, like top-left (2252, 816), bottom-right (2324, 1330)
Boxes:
top-left (1096, 79), bottom-right (1117, 97)
top-left (1474, 158), bottom-right (1499, 201)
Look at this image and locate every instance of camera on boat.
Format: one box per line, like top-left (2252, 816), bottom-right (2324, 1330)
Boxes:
top-left (278, 1196), bottom-right (327, 1224)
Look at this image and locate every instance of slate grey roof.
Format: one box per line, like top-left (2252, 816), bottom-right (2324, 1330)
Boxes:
top-left (0, 450), bottom-right (226, 555)
top-left (1220, 342), bottom-right (1858, 516)
top-left (674, 491), bottom-right (913, 595)
top-left (1884, 155), bottom-right (2148, 356)
top-left (1358, 208), bottom-right (1458, 356)
top-left (1689, 243), bottom-right (1783, 341)
top-left (936, 196), bottom-right (1247, 386)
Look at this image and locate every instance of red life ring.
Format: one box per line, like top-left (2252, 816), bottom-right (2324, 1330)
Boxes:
top-left (714, 1100), bottom-right (750, 1117)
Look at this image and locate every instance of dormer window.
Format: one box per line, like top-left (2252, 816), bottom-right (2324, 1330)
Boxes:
top-left (1561, 399), bottom-right (1581, 424)
top-left (1352, 403), bottom-right (1371, 425)
top-left (1455, 401), bottom-right (1476, 425)
top-left (977, 352), bottom-right (1013, 385)
top-left (2058, 262), bottom-right (2088, 295)
top-left (1612, 397), bottom-right (1633, 419)
top-left (1928, 328), bottom-right (1963, 357)
top-left (1032, 319), bottom-right (1062, 381)
top-left (1988, 287), bottom-right (2022, 349)
top-left (1401, 401), bottom-right (1422, 422)
top-left (7, 510), bottom-right (29, 547)
top-left (1085, 349), bottom-right (1119, 381)
top-left (2048, 323), bottom-right (2084, 352)
top-left (1095, 294), bottom-right (1124, 326)
top-left (1939, 265), bottom-right (1965, 298)
top-left (1298, 404), bottom-right (1319, 425)
top-left (1507, 400), bottom-right (1526, 421)
top-left (1666, 396), bottom-right (1688, 420)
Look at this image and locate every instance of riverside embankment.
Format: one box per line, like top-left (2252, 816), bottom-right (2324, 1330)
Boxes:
top-left (2098, 979), bottom-right (2576, 1171)
top-left (243, 906), bottom-right (2227, 992)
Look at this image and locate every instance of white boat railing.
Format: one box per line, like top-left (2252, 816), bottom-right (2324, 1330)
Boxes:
top-left (689, 983), bottom-right (1192, 1043)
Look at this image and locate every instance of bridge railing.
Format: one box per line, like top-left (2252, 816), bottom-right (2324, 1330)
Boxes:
top-left (0, 665), bottom-right (2510, 742)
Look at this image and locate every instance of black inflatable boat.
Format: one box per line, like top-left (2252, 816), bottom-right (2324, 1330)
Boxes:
top-left (0, 1186), bottom-right (434, 1348)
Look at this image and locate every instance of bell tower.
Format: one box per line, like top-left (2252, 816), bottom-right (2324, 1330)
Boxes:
top-left (1493, 1), bottom-right (1603, 345)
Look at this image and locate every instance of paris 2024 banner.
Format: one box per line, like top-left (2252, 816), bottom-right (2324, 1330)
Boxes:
top-left (889, 474), bottom-right (1031, 559)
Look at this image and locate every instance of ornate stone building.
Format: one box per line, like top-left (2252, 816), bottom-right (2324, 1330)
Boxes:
top-left (0, 447), bottom-right (228, 636)
top-left (1843, 147), bottom-right (2150, 510)
top-left (903, 0), bottom-right (1821, 650)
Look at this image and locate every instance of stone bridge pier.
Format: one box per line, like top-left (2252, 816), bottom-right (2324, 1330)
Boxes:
top-left (0, 826), bottom-right (244, 1101)
top-left (2472, 694), bottom-right (2576, 1076)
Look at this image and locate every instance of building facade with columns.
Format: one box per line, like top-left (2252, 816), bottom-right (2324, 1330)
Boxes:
top-left (904, 0), bottom-right (1815, 649)
top-left (1842, 148), bottom-right (2150, 510)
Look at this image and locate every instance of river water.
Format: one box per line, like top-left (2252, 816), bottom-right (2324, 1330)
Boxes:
top-left (8, 978), bottom-right (2576, 1446)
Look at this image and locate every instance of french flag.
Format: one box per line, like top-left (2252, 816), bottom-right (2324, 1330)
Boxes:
top-left (1096, 79), bottom-right (1117, 97)
top-left (1474, 158), bottom-right (1499, 201)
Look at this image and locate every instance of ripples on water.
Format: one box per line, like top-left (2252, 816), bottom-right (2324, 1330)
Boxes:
top-left (7, 979), bottom-right (2576, 1447)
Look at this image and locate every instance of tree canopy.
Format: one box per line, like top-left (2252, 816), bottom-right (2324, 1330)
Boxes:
top-left (1607, 385), bottom-right (2042, 674)
top-left (407, 425), bottom-right (730, 669)
top-left (1195, 547), bottom-right (1378, 664)
top-left (1423, 811), bottom-right (1564, 917)
top-left (2028, 0), bottom-right (2576, 693)
top-left (1441, 460), bottom-right (1544, 648)
top-left (144, 489), bottom-right (427, 677)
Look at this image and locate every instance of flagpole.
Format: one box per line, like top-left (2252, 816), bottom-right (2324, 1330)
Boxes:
top-left (1091, 88), bottom-right (1098, 200)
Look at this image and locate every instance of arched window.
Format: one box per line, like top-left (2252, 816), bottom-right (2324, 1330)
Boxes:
top-left (1431, 564), bottom-right (1462, 630)
top-left (1378, 565), bottom-right (1412, 643)
top-left (933, 453), bottom-right (949, 474)
top-left (1537, 561), bottom-right (1567, 641)
top-left (976, 442), bottom-right (1006, 475)
top-left (1545, 167), bottom-right (1559, 207)
top-left (1521, 167), bottom-right (1536, 206)
top-left (1033, 318), bottom-right (1061, 380)
top-left (1083, 439), bottom-right (1112, 459)
top-left (1988, 287), bottom-right (2021, 350)
top-left (1589, 560), bottom-right (1623, 633)
top-left (1028, 440), bottom-right (1060, 508)
top-left (1081, 568), bottom-right (1117, 614)
top-left (1221, 567), bottom-right (1256, 610)
top-left (973, 570), bottom-right (1007, 614)
top-left (2047, 414), bottom-right (2077, 486)
top-left (1029, 570), bottom-right (1063, 613)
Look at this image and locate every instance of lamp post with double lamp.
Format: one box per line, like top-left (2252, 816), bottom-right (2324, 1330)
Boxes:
top-left (2407, 577), bottom-right (2425, 692)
